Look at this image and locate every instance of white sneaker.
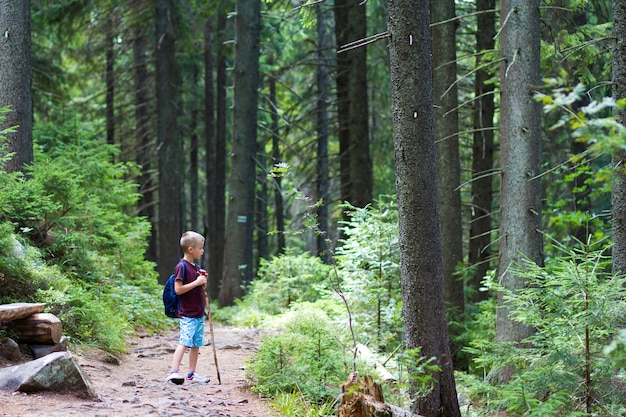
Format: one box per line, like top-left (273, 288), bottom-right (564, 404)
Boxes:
top-left (186, 372), bottom-right (210, 384)
top-left (166, 371), bottom-right (185, 385)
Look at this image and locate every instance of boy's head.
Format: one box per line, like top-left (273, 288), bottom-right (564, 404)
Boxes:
top-left (180, 231), bottom-right (205, 254)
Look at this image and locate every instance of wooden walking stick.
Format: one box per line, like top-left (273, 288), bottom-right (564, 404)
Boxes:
top-left (205, 289), bottom-right (222, 384)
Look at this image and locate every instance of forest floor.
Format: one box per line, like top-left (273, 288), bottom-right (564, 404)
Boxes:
top-left (0, 324), bottom-right (278, 417)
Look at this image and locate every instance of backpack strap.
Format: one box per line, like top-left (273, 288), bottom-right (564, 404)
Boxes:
top-left (180, 261), bottom-right (187, 284)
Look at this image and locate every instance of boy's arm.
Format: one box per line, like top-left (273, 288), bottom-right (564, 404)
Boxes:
top-left (174, 273), bottom-right (207, 295)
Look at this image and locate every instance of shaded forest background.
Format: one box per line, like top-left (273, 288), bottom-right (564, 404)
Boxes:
top-left (2, 0), bottom-right (626, 416)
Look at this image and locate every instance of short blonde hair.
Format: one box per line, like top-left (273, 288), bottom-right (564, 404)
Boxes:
top-left (180, 231), bottom-right (205, 251)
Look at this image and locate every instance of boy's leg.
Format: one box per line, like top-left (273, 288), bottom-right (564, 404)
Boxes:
top-left (170, 344), bottom-right (187, 371)
top-left (166, 344), bottom-right (187, 384)
top-left (166, 318), bottom-right (195, 385)
top-left (185, 318), bottom-right (208, 382)
top-left (188, 347), bottom-right (200, 373)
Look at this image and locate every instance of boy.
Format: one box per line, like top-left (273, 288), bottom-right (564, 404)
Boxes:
top-left (166, 231), bottom-right (210, 385)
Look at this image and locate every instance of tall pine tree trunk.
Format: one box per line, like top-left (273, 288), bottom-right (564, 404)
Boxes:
top-left (189, 62), bottom-right (200, 232)
top-left (334, 0), bottom-right (352, 214)
top-left (432, 0), bottom-right (464, 316)
top-left (388, 0), bottom-right (461, 415)
top-left (347, 2), bottom-right (372, 209)
top-left (105, 14), bottom-right (115, 147)
top-left (219, 0), bottom-right (260, 306)
top-left (155, 0), bottom-right (181, 283)
top-left (206, 3), bottom-right (229, 299)
top-left (469, 0), bottom-right (496, 303)
top-left (205, 19), bottom-right (219, 299)
top-left (0, 0), bottom-right (33, 173)
top-left (317, 4), bottom-right (331, 262)
top-left (133, 19), bottom-right (158, 263)
top-left (270, 56), bottom-right (285, 255)
top-left (612, 0), bottom-right (626, 276)
top-left (493, 0), bottom-right (543, 383)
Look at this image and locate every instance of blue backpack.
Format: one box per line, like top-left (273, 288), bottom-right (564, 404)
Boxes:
top-left (163, 262), bottom-right (186, 318)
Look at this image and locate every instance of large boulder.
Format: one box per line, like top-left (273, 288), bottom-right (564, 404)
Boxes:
top-left (0, 351), bottom-right (96, 398)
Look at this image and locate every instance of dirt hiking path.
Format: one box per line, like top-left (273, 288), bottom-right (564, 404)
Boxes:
top-left (0, 325), bottom-right (277, 417)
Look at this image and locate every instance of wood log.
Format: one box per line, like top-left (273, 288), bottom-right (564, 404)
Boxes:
top-left (338, 372), bottom-right (423, 417)
top-left (8, 313), bottom-right (62, 345)
top-left (0, 303), bottom-right (46, 322)
top-left (339, 372), bottom-right (392, 417)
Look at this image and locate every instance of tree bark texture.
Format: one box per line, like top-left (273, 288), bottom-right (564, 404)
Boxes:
top-left (339, 373), bottom-right (392, 417)
top-left (431, 0), bottom-right (464, 316)
top-left (547, 3), bottom-right (592, 246)
top-left (347, 1), bottom-right (372, 209)
top-left (469, 0), bottom-right (496, 303)
top-left (219, 0), bottom-right (260, 306)
top-left (612, 0), bottom-right (626, 275)
top-left (271, 62), bottom-right (286, 255)
top-left (190, 63), bottom-right (200, 232)
top-left (205, 19), bottom-right (219, 300)
top-left (155, 0), bottom-right (182, 284)
top-left (105, 15), bottom-right (115, 146)
top-left (494, 0), bottom-right (542, 374)
top-left (206, 3), bottom-right (229, 300)
top-left (0, 0), bottom-right (33, 173)
top-left (132, 18), bottom-right (158, 264)
top-left (387, 1), bottom-right (461, 415)
top-left (334, 0), bottom-right (352, 212)
top-left (317, 4), bottom-right (331, 262)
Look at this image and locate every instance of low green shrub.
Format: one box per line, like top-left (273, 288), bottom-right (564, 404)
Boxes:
top-left (335, 197), bottom-right (403, 353)
top-left (463, 244), bottom-right (626, 416)
top-left (0, 121), bottom-right (163, 353)
top-left (269, 392), bottom-right (338, 417)
top-left (246, 304), bottom-right (348, 403)
top-left (244, 249), bottom-right (335, 315)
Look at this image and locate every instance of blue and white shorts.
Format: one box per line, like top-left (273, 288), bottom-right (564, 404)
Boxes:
top-left (179, 317), bottom-right (204, 348)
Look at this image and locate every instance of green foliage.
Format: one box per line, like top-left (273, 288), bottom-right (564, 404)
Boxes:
top-left (246, 304), bottom-right (348, 403)
top-left (396, 347), bottom-right (441, 401)
top-left (269, 392), bottom-right (337, 417)
top-left (537, 82), bottom-right (614, 255)
top-left (604, 329), bottom-right (626, 368)
top-left (1, 122), bottom-right (149, 280)
top-left (0, 225), bottom-right (53, 302)
top-left (242, 248), bottom-right (335, 315)
top-left (0, 106), bottom-right (17, 171)
top-left (538, 82), bottom-right (625, 156)
top-left (335, 197), bottom-right (403, 351)
top-left (0, 121), bottom-right (164, 352)
top-left (453, 296), bottom-right (497, 376)
top-left (464, 243), bottom-right (626, 416)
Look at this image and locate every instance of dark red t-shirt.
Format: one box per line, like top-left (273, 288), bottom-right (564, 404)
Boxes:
top-left (174, 259), bottom-right (206, 319)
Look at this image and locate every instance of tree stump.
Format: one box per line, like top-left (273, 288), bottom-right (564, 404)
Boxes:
top-left (339, 372), bottom-right (392, 417)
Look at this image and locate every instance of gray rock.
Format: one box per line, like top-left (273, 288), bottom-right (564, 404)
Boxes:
top-left (0, 351), bottom-right (97, 398)
top-left (0, 337), bottom-right (22, 361)
top-left (30, 336), bottom-right (69, 359)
